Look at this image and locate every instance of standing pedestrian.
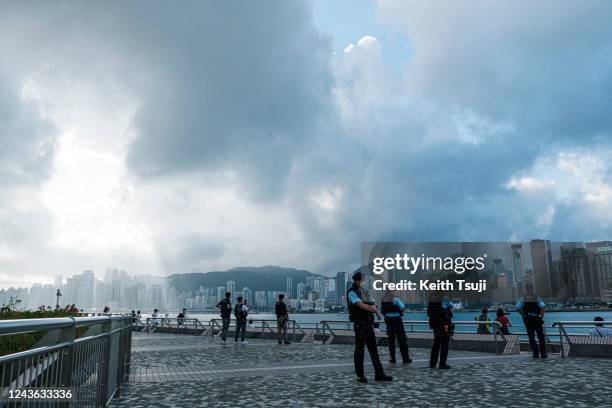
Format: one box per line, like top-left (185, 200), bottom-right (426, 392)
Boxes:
top-left (216, 292), bottom-right (232, 344)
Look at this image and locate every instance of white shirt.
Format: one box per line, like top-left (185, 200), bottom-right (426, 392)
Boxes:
top-left (589, 327), bottom-right (612, 337)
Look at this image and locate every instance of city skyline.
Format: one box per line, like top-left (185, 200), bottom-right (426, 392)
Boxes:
top-left (5, 240), bottom-right (610, 312)
top-left (1, 1), bottom-right (611, 289)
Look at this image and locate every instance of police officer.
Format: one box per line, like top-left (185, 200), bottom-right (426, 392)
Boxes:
top-left (347, 272), bottom-right (393, 383)
top-left (381, 289), bottom-right (412, 364)
top-left (427, 290), bottom-right (453, 369)
top-left (516, 284), bottom-right (547, 358)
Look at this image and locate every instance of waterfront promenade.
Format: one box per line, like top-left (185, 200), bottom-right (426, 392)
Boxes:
top-left (110, 332), bottom-right (612, 407)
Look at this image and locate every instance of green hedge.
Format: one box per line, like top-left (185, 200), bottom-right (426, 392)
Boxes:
top-left (0, 306), bottom-right (81, 356)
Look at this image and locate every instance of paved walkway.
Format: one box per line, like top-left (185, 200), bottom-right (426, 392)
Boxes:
top-left (110, 332), bottom-right (612, 407)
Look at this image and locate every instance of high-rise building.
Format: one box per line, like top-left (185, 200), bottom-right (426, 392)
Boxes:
top-left (586, 242), bottom-right (612, 301)
top-left (217, 286), bottom-right (226, 303)
top-left (286, 277), bottom-right (293, 299)
top-left (151, 285), bottom-right (163, 308)
top-left (492, 259), bottom-right (504, 276)
top-left (254, 291), bottom-right (266, 307)
top-left (226, 281), bottom-right (236, 303)
top-left (296, 283), bottom-right (305, 300)
top-left (78, 270), bottom-right (95, 310)
top-left (54, 275), bottom-right (63, 289)
top-left (530, 240), bottom-right (555, 299)
top-left (335, 271), bottom-right (348, 305)
top-left (242, 287), bottom-right (253, 306)
top-left (511, 244), bottom-right (524, 288)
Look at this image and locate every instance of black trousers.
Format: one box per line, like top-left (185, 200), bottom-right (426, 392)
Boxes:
top-left (385, 317), bottom-right (410, 362)
top-left (430, 326), bottom-right (449, 367)
top-left (525, 319), bottom-right (546, 357)
top-left (354, 321), bottom-right (384, 377)
top-left (235, 320), bottom-right (246, 342)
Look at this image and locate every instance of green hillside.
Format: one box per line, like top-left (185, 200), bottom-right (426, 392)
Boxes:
top-left (166, 265), bottom-right (325, 293)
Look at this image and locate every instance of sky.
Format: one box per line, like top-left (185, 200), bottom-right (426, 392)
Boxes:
top-left (1, 0), bottom-right (611, 288)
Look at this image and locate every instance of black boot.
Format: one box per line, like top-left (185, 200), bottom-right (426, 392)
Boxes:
top-left (375, 373), bottom-right (393, 381)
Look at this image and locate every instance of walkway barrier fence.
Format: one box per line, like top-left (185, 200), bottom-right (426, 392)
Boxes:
top-left (319, 319), bottom-right (508, 354)
top-left (129, 316), bottom-right (612, 357)
top-left (552, 320), bottom-right (612, 357)
top-left (142, 317), bottom-right (208, 334)
top-left (0, 315), bottom-right (132, 407)
top-left (209, 318), bottom-right (307, 339)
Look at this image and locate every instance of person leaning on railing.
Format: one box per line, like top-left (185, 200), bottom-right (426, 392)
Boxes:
top-left (516, 284), bottom-right (547, 359)
top-left (177, 308), bottom-right (187, 327)
top-left (427, 290), bottom-right (453, 369)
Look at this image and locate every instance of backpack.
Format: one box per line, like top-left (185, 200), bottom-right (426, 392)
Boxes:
top-left (275, 301), bottom-right (286, 317)
top-left (234, 304), bottom-right (246, 320)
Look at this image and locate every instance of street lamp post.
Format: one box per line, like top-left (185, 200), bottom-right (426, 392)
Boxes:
top-left (56, 289), bottom-right (62, 310)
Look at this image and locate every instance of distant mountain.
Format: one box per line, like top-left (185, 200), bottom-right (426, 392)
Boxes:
top-left (166, 266), bottom-right (325, 293)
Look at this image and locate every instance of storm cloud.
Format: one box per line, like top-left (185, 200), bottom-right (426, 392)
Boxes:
top-left (0, 0), bottom-right (610, 286)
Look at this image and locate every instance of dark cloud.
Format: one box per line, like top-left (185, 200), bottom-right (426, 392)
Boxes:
top-left (119, 1), bottom-right (334, 202)
top-left (0, 80), bottom-right (56, 185)
top-left (0, 1), bottom-right (610, 280)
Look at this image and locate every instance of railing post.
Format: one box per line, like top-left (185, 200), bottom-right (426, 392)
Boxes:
top-left (59, 318), bottom-right (76, 390)
top-left (558, 323), bottom-right (564, 358)
top-left (493, 323), bottom-right (499, 355)
top-left (99, 317), bottom-right (112, 407)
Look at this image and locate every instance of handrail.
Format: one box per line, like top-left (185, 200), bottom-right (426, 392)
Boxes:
top-left (552, 321), bottom-right (612, 358)
top-left (0, 317), bottom-right (76, 334)
top-left (0, 316), bottom-right (132, 405)
top-left (552, 321), bottom-right (612, 326)
top-left (143, 317), bottom-right (207, 335)
top-left (319, 319), bottom-right (508, 354)
top-left (208, 318), bottom-right (305, 339)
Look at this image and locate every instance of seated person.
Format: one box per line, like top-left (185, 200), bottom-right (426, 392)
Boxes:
top-left (588, 316), bottom-right (612, 337)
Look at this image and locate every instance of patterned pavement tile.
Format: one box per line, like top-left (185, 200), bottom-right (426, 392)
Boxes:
top-left (110, 332), bottom-right (612, 408)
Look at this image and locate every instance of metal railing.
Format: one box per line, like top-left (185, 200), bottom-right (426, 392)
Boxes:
top-left (552, 320), bottom-right (612, 358)
top-left (141, 318), bottom-right (208, 334)
top-left (319, 319), bottom-right (507, 354)
top-left (0, 315), bottom-right (132, 407)
top-left (209, 318), bottom-right (307, 340)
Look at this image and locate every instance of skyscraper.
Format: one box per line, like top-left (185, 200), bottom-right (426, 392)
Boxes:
top-left (217, 286), bottom-right (226, 303)
top-left (335, 271), bottom-right (348, 305)
top-left (226, 281), bottom-right (236, 303)
top-left (296, 282), bottom-right (305, 300)
top-left (242, 287), bottom-right (253, 306)
top-left (530, 240), bottom-right (555, 299)
top-left (511, 243), bottom-right (524, 287)
top-left (585, 242), bottom-right (612, 301)
top-left (286, 277), bottom-right (293, 299)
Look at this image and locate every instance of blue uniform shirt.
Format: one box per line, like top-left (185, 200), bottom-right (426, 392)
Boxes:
top-left (348, 290), bottom-right (361, 304)
top-left (516, 297), bottom-right (545, 316)
top-left (385, 297), bottom-right (406, 317)
top-left (442, 298), bottom-right (454, 310)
